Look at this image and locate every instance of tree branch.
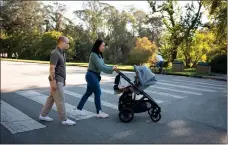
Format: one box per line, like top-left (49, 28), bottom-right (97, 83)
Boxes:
top-left (184, 1), bottom-right (202, 39)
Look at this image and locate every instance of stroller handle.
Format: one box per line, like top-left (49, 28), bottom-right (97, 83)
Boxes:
top-left (114, 69), bottom-right (134, 86)
top-left (114, 69), bottom-right (120, 73)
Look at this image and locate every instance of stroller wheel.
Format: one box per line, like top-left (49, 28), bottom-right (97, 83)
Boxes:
top-left (150, 113), bottom-right (161, 122)
top-left (148, 107), bottom-right (160, 115)
top-left (119, 108), bottom-right (134, 123)
top-left (148, 107), bottom-right (161, 122)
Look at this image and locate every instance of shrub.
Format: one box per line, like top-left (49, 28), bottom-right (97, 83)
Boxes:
top-left (210, 55), bottom-right (227, 74)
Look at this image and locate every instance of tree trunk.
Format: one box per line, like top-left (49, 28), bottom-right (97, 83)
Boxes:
top-left (171, 46), bottom-right (178, 62)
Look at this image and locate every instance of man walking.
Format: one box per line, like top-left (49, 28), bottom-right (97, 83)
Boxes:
top-left (39, 36), bottom-right (76, 125)
top-left (156, 52), bottom-right (164, 74)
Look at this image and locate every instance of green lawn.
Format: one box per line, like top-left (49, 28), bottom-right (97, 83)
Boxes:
top-left (164, 67), bottom-right (216, 77)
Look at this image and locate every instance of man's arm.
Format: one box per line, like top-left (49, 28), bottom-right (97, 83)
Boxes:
top-left (49, 52), bottom-right (58, 81)
top-left (49, 65), bottom-right (56, 81)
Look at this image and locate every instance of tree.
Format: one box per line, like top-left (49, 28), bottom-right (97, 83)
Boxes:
top-left (1, 0), bottom-right (44, 34)
top-left (147, 0), bottom-right (203, 61)
top-left (128, 37), bottom-right (157, 65)
top-left (158, 32), bottom-right (173, 62)
top-left (42, 2), bottom-right (71, 32)
top-left (179, 2), bottom-right (203, 67)
top-left (35, 31), bottom-right (62, 60)
top-left (202, 0), bottom-right (227, 55)
top-left (73, 1), bottom-right (112, 41)
top-left (0, 0), bottom-right (45, 57)
top-left (202, 0), bottom-right (227, 42)
top-left (178, 29), bottom-right (215, 67)
top-left (104, 10), bottom-right (135, 64)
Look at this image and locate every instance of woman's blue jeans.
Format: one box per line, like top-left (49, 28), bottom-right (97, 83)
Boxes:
top-left (77, 71), bottom-right (102, 114)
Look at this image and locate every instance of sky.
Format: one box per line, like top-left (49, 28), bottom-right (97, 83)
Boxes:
top-left (43, 1), bottom-right (209, 26)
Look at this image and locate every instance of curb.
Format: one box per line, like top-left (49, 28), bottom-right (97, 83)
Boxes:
top-left (202, 76), bottom-right (227, 81)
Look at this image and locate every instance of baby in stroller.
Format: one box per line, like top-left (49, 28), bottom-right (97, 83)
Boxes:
top-left (113, 65), bottom-right (161, 123)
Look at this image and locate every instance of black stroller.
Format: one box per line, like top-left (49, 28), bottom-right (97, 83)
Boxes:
top-left (114, 65), bottom-right (161, 123)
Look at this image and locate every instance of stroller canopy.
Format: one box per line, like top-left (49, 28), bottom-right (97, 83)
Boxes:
top-left (134, 65), bottom-right (157, 90)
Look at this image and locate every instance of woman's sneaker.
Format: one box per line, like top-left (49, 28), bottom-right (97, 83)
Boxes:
top-left (96, 111), bottom-right (109, 118)
top-left (74, 109), bottom-right (87, 116)
top-left (62, 119), bottom-right (76, 125)
top-left (39, 115), bottom-right (53, 122)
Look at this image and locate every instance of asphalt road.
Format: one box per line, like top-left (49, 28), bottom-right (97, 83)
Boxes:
top-left (1, 61), bottom-right (227, 144)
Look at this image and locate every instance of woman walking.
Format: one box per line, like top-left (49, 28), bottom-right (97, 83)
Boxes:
top-left (75, 39), bottom-right (117, 118)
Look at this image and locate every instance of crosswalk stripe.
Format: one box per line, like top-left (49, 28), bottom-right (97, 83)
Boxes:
top-left (172, 79), bottom-right (226, 88)
top-left (157, 82), bottom-right (217, 92)
top-left (64, 90), bottom-right (118, 110)
top-left (99, 83), bottom-right (188, 99)
top-left (159, 80), bottom-right (226, 91)
top-left (151, 86), bottom-right (202, 96)
top-left (78, 85), bottom-right (165, 104)
top-left (15, 90), bottom-right (96, 121)
top-left (145, 90), bottom-right (187, 99)
top-left (1, 100), bottom-right (46, 134)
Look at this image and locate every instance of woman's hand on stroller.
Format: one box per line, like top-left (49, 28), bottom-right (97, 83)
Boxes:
top-left (113, 65), bottom-right (118, 71)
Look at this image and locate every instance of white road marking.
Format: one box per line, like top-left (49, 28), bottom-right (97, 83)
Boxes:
top-left (99, 83), bottom-right (188, 99)
top-left (15, 90), bottom-right (96, 121)
top-left (78, 85), bottom-right (165, 104)
top-left (1, 100), bottom-right (46, 134)
top-left (64, 90), bottom-right (118, 110)
top-left (145, 90), bottom-right (187, 99)
top-left (172, 79), bottom-right (226, 88)
top-left (159, 80), bottom-right (226, 91)
top-left (151, 86), bottom-right (202, 96)
top-left (157, 82), bottom-right (217, 92)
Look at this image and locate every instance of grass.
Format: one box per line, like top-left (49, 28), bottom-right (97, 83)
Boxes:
top-left (1, 58), bottom-right (217, 77)
top-left (153, 67), bottom-right (216, 77)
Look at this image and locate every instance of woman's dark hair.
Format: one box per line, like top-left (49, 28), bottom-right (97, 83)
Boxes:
top-left (91, 39), bottom-right (104, 58)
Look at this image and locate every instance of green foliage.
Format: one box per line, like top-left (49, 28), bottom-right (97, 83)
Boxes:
top-left (178, 30), bottom-right (215, 67)
top-left (202, 0), bottom-right (227, 42)
top-left (128, 37), bottom-right (157, 65)
top-left (147, 0), bottom-right (203, 61)
top-left (36, 31), bottom-right (63, 60)
top-left (128, 48), bottom-right (152, 65)
top-left (210, 55), bottom-right (227, 74)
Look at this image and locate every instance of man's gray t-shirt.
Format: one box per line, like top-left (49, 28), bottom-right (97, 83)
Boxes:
top-left (49, 47), bottom-right (66, 83)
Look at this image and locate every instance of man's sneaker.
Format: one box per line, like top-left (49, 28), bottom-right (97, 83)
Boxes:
top-left (96, 111), bottom-right (109, 118)
top-left (74, 109), bottom-right (87, 116)
top-left (62, 119), bottom-right (76, 125)
top-left (39, 115), bottom-right (53, 122)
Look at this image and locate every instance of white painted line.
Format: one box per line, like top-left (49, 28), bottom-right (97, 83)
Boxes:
top-left (78, 85), bottom-right (165, 104)
top-left (99, 84), bottom-right (188, 99)
top-left (145, 90), bottom-right (187, 99)
top-left (159, 80), bottom-right (226, 91)
top-left (151, 86), bottom-right (202, 96)
top-left (1, 100), bottom-right (46, 134)
top-left (172, 79), bottom-right (226, 88)
top-left (15, 90), bottom-right (96, 121)
top-left (157, 82), bottom-right (217, 92)
top-left (64, 90), bottom-right (118, 110)
top-left (125, 94), bottom-right (165, 104)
